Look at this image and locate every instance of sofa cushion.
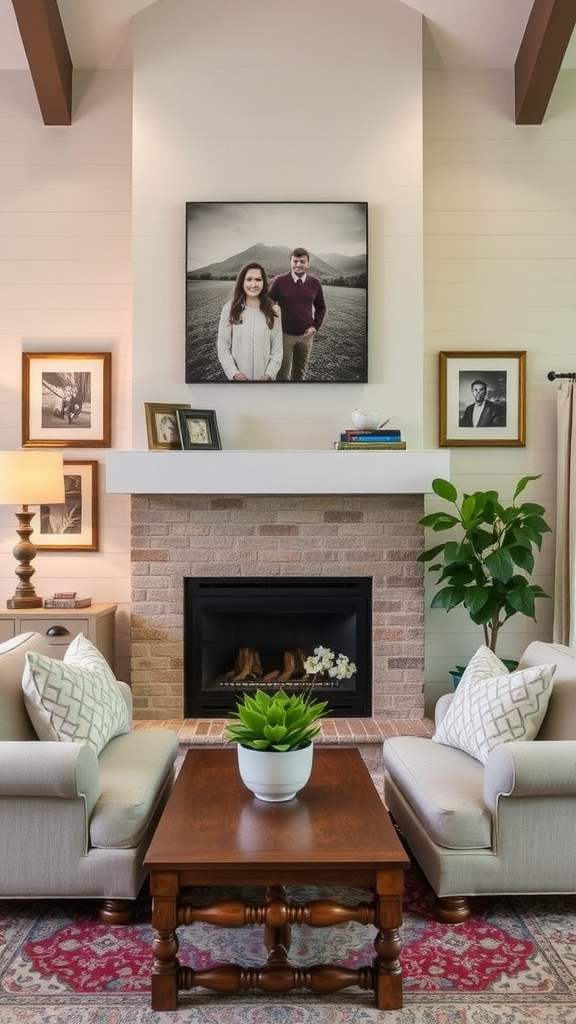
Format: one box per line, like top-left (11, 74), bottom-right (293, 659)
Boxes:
top-left (22, 634), bottom-right (130, 754)
top-left (383, 736), bottom-right (492, 850)
top-left (433, 646), bottom-right (555, 765)
top-left (0, 631), bottom-right (54, 741)
top-left (90, 728), bottom-right (179, 849)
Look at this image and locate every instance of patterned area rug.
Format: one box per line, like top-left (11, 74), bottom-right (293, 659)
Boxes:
top-left (2, 860), bottom-right (576, 1024)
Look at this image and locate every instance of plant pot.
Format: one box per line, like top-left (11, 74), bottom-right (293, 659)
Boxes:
top-left (237, 742), bottom-right (314, 802)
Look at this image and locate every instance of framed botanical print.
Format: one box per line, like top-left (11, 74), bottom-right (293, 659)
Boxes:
top-left (22, 352), bottom-right (112, 448)
top-left (34, 460), bottom-right (98, 551)
top-left (439, 351), bottom-right (526, 447)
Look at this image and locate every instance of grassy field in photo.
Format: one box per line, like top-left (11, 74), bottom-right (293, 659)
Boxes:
top-left (185, 279), bottom-right (367, 383)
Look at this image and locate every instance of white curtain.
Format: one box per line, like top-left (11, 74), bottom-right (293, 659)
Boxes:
top-left (553, 381), bottom-right (576, 646)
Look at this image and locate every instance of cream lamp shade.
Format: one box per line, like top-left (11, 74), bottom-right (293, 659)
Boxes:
top-left (0, 450), bottom-right (65, 506)
top-left (0, 450), bottom-right (65, 609)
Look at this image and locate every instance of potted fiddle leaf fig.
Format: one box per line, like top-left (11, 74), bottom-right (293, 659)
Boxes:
top-left (225, 688), bottom-right (329, 803)
top-left (418, 475), bottom-right (551, 657)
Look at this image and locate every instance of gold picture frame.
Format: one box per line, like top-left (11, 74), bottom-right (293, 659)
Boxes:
top-left (34, 460), bottom-right (99, 551)
top-left (439, 351), bottom-right (526, 447)
top-left (22, 352), bottom-right (112, 448)
top-left (144, 403), bottom-right (191, 450)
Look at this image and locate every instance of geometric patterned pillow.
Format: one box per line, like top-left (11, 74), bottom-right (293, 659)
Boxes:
top-left (433, 646), bottom-right (555, 765)
top-left (455, 645), bottom-right (510, 690)
top-left (22, 633), bottom-right (130, 755)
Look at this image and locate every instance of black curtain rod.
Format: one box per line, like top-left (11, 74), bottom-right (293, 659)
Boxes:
top-left (547, 371), bottom-right (576, 381)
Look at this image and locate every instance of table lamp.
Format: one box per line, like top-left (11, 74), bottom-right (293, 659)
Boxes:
top-left (0, 450), bottom-right (65, 609)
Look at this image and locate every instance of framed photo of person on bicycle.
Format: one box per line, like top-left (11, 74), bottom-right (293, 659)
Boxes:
top-left (22, 352), bottom-right (112, 448)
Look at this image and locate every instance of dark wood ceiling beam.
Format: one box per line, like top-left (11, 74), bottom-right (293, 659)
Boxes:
top-left (10, 0), bottom-right (72, 125)
top-left (515, 0), bottom-right (576, 124)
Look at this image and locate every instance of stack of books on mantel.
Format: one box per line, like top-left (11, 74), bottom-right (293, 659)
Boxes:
top-left (43, 592), bottom-right (92, 609)
top-left (335, 427), bottom-right (406, 450)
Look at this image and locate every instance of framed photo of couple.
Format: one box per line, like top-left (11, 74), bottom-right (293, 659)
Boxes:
top-left (439, 351), bottom-right (526, 448)
top-left (185, 201), bottom-right (368, 384)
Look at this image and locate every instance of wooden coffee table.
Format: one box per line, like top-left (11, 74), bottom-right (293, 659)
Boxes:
top-left (145, 746), bottom-right (409, 1010)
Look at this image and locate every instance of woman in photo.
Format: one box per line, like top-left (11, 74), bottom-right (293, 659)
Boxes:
top-left (217, 263), bottom-right (282, 381)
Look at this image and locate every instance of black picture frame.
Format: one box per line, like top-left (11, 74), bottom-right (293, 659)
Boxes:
top-left (185, 201), bottom-right (368, 384)
top-left (176, 409), bottom-right (222, 450)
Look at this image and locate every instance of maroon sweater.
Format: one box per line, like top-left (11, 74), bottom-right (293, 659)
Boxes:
top-left (269, 273), bottom-right (327, 336)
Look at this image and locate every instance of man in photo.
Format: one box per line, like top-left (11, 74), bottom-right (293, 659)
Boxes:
top-left (459, 378), bottom-right (506, 427)
top-left (269, 248), bottom-right (327, 382)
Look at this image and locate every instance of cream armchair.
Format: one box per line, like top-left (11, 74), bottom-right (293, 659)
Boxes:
top-left (383, 641), bottom-right (576, 921)
top-left (0, 631), bottom-right (178, 922)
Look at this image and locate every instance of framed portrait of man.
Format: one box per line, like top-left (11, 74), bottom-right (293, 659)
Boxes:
top-left (439, 352), bottom-right (526, 447)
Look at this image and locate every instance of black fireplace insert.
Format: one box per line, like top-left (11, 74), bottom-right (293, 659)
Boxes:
top-left (184, 576), bottom-right (372, 718)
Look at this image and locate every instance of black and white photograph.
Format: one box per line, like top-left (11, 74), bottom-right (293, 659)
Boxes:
top-left (144, 402), bottom-right (191, 450)
top-left (34, 461), bottom-right (99, 551)
top-left (185, 202), bottom-right (368, 384)
top-left (439, 351), bottom-right (526, 447)
top-left (22, 352), bottom-right (112, 448)
top-left (176, 408), bottom-right (221, 450)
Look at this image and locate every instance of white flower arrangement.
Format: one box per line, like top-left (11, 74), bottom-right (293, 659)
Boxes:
top-left (303, 646), bottom-right (357, 680)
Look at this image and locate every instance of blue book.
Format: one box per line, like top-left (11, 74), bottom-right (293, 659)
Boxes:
top-left (340, 432), bottom-right (402, 442)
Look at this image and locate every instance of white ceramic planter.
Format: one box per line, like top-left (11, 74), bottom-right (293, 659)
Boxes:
top-left (237, 743), bottom-right (314, 802)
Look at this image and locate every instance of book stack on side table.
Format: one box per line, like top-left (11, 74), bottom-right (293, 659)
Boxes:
top-left (43, 592), bottom-right (92, 609)
top-left (336, 428), bottom-right (406, 450)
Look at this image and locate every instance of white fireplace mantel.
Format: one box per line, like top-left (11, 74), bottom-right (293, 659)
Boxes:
top-left (106, 450), bottom-right (450, 495)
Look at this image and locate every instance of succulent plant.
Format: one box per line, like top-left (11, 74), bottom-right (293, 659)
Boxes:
top-left (225, 688), bottom-right (329, 752)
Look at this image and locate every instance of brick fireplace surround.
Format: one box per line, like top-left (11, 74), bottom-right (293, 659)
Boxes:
top-left (129, 492), bottom-right (434, 769)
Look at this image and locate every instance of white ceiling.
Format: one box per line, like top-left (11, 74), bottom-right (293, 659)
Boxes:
top-left (0, 0), bottom-right (575, 72)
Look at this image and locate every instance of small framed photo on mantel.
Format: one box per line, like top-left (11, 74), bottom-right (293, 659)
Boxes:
top-left (176, 408), bottom-right (222, 450)
top-left (439, 351), bottom-right (526, 448)
top-left (144, 402), bottom-right (191, 450)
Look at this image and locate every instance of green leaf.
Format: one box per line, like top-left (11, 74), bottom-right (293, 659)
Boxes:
top-left (431, 478), bottom-right (458, 502)
top-left (484, 548), bottom-right (514, 583)
top-left (417, 542), bottom-right (448, 564)
top-left (430, 586), bottom-right (466, 611)
top-left (462, 586), bottom-right (490, 615)
top-left (419, 512), bottom-right (459, 531)
top-left (513, 475), bottom-right (540, 500)
top-left (263, 723), bottom-right (288, 743)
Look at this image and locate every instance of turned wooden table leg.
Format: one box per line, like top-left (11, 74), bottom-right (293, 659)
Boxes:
top-left (150, 885), bottom-right (180, 1010)
top-left (373, 872), bottom-right (404, 1010)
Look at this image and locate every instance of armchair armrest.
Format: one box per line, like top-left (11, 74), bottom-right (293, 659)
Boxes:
top-left (484, 741), bottom-right (576, 808)
top-left (117, 679), bottom-right (133, 724)
top-left (434, 692), bottom-right (454, 727)
top-left (0, 741), bottom-right (100, 808)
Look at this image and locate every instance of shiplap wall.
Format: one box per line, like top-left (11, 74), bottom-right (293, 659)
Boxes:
top-left (422, 66), bottom-right (576, 706)
top-left (0, 69), bottom-right (133, 679)
top-left (130, 0), bottom-right (424, 453)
